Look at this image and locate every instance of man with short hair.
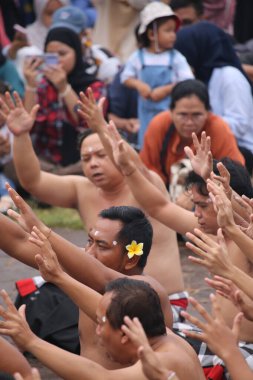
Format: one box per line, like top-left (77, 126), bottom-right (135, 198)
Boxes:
top-left (0, 262), bottom-right (205, 380)
top-left (170, 0), bottom-right (203, 26)
top-left (109, 137), bottom-right (253, 377)
top-left (0, 196), bottom-right (172, 369)
top-left (1, 91), bottom-right (185, 321)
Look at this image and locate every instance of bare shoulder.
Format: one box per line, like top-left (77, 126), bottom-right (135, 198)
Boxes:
top-left (148, 170), bottom-right (168, 195)
top-left (131, 274), bottom-right (167, 295)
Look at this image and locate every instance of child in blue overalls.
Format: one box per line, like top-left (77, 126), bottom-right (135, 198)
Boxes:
top-left (121, 2), bottom-right (194, 147)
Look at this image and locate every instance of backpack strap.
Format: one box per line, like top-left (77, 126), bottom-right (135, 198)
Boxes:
top-left (160, 123), bottom-right (176, 189)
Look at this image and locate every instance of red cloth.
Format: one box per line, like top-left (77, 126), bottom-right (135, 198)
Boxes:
top-left (203, 364), bottom-right (225, 380)
top-left (16, 278), bottom-right (37, 297)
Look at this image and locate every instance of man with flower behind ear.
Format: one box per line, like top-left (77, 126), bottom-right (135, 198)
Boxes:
top-left (0, 190), bottom-right (173, 369)
top-left (0, 232), bottom-right (204, 380)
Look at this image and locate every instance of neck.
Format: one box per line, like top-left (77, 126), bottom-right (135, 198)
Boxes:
top-left (98, 179), bottom-right (128, 199)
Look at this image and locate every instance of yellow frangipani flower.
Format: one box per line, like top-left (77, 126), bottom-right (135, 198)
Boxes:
top-left (125, 240), bottom-right (144, 259)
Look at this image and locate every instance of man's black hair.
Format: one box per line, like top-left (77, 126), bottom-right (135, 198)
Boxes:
top-left (170, 0), bottom-right (204, 16)
top-left (78, 129), bottom-right (96, 150)
top-left (186, 157), bottom-right (253, 198)
top-left (105, 278), bottom-right (166, 337)
top-left (99, 206), bottom-right (153, 269)
top-left (170, 79), bottom-right (211, 110)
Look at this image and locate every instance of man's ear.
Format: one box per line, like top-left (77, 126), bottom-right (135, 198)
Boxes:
top-left (121, 333), bottom-right (129, 345)
top-left (124, 254), bottom-right (140, 270)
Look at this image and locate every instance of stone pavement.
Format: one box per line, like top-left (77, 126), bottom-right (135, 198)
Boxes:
top-left (0, 228), bottom-right (211, 379)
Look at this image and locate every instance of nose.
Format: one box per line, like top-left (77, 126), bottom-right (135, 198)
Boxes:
top-left (96, 324), bottom-right (101, 336)
top-left (86, 243), bottom-right (97, 258)
top-left (194, 205), bottom-right (201, 218)
top-left (89, 155), bottom-right (99, 168)
top-left (185, 116), bottom-right (194, 124)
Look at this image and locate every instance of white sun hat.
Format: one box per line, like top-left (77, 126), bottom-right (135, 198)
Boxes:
top-left (138, 2), bottom-right (180, 35)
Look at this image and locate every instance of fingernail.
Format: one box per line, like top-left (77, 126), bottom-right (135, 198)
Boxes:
top-left (168, 372), bottom-right (176, 379)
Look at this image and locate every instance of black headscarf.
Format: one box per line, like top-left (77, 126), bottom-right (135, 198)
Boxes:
top-left (0, 49), bottom-right (6, 66)
top-left (44, 27), bottom-right (96, 94)
top-left (175, 21), bottom-right (252, 88)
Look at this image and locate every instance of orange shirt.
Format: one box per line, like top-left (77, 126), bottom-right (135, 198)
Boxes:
top-left (140, 111), bottom-right (245, 183)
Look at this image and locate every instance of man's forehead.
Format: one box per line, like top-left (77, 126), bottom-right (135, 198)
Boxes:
top-left (81, 134), bottom-right (104, 152)
top-left (90, 218), bottom-right (121, 239)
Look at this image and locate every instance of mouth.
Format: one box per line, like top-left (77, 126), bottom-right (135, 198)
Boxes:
top-left (91, 173), bottom-right (104, 180)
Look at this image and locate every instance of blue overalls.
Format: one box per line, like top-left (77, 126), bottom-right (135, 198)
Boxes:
top-left (137, 48), bottom-right (175, 147)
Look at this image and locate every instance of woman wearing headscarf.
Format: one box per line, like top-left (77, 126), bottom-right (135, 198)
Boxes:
top-left (175, 21), bottom-right (253, 174)
top-left (23, 27), bottom-right (105, 172)
top-left (6, 0), bottom-right (69, 59)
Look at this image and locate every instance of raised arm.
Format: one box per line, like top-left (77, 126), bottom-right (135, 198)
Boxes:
top-left (78, 88), bottom-right (154, 182)
top-left (181, 295), bottom-right (253, 380)
top-left (29, 226), bottom-right (101, 321)
top-left (2, 92), bottom-right (81, 208)
top-left (0, 336), bottom-right (32, 380)
top-left (110, 136), bottom-right (197, 234)
top-left (184, 131), bottom-right (213, 181)
top-left (207, 179), bottom-right (253, 263)
top-left (0, 291), bottom-right (146, 380)
top-left (5, 185), bottom-right (128, 293)
top-left (186, 227), bottom-right (253, 301)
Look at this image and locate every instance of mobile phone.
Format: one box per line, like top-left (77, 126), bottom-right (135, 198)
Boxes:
top-left (25, 53), bottom-right (59, 66)
top-left (43, 53), bottom-right (59, 66)
top-left (13, 24), bottom-right (27, 36)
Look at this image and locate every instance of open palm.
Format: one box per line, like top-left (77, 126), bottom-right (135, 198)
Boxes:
top-left (0, 92), bottom-right (39, 136)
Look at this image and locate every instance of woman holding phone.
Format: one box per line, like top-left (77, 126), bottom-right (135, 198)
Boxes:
top-left (23, 26), bottom-right (105, 174)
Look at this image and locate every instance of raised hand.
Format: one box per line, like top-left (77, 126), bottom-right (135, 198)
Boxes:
top-left (121, 316), bottom-right (178, 380)
top-left (107, 121), bottom-right (136, 176)
top-left (240, 213), bottom-right (253, 239)
top-left (0, 92), bottom-right (39, 136)
top-left (29, 226), bottom-right (64, 283)
top-left (184, 131), bottom-right (213, 180)
top-left (186, 228), bottom-right (234, 277)
top-left (206, 275), bottom-right (253, 321)
top-left (211, 162), bottom-right (232, 199)
top-left (0, 289), bottom-right (36, 351)
top-left (207, 179), bottom-right (235, 229)
top-left (5, 183), bottom-right (46, 233)
top-left (78, 87), bottom-right (107, 132)
top-left (181, 294), bottom-right (243, 361)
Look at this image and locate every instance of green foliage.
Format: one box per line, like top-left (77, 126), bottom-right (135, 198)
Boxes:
top-left (33, 206), bottom-right (83, 229)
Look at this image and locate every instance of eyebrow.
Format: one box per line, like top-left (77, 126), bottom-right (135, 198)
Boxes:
top-left (81, 148), bottom-right (105, 156)
top-left (88, 232), bottom-right (110, 246)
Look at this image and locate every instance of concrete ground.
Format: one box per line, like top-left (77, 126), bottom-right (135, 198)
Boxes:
top-left (0, 228), bottom-right (211, 379)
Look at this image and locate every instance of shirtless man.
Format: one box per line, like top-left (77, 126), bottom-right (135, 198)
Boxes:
top-left (107, 132), bottom-right (253, 373)
top-left (0, 193), bottom-right (173, 368)
top-left (0, 92), bottom-right (185, 320)
top-left (0, 235), bottom-right (205, 380)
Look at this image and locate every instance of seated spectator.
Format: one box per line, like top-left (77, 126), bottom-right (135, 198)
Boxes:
top-left (170, 0), bottom-right (204, 26)
top-left (175, 21), bottom-right (253, 174)
top-left (6, 0), bottom-right (69, 59)
top-left (23, 26), bottom-right (105, 174)
top-left (140, 79), bottom-right (244, 191)
top-left (51, 5), bottom-right (120, 84)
